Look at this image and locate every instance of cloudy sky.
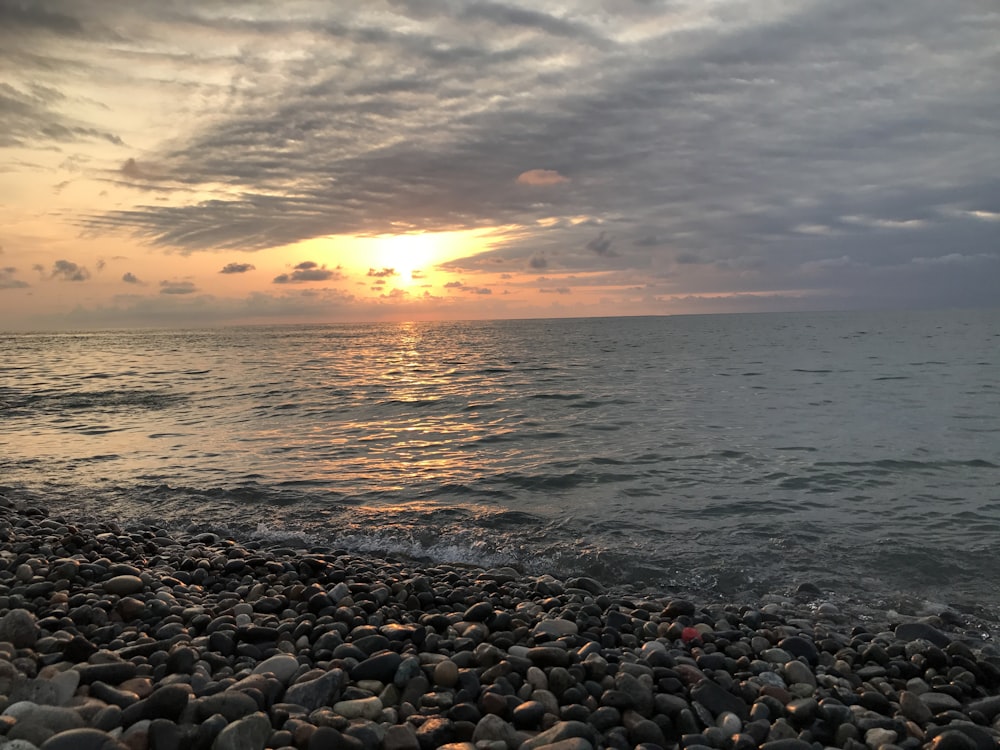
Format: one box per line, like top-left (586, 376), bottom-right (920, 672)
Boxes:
top-left (2, 0), bottom-right (998, 329)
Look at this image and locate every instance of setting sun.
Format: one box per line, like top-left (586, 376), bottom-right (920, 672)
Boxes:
top-left (369, 233), bottom-right (440, 285)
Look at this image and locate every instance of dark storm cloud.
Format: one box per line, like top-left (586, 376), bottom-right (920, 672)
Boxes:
top-left (50, 259), bottom-right (90, 281)
top-left (16, 0), bottom-right (997, 310)
top-left (219, 262), bottom-right (255, 274)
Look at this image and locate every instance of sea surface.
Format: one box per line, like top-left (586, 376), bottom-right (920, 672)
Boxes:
top-left (2, 310), bottom-right (999, 621)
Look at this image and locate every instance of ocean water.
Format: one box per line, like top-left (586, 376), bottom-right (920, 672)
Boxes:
top-left (2, 310), bottom-right (999, 619)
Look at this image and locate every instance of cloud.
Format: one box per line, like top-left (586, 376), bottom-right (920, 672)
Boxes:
top-left (0, 82), bottom-right (123, 149)
top-left (529, 255), bottom-right (548, 269)
top-left (517, 169), bottom-right (569, 186)
top-left (5, 0), bottom-right (999, 313)
top-left (0, 2), bottom-right (84, 35)
top-left (0, 267), bottom-right (29, 290)
top-left (586, 232), bottom-right (615, 257)
top-left (220, 262), bottom-right (256, 274)
top-left (443, 280), bottom-right (491, 294)
top-left (273, 261), bottom-right (343, 284)
top-left (122, 272), bottom-right (144, 285)
top-left (160, 280), bottom-right (197, 295)
top-left (50, 260), bottom-right (90, 281)
top-left (367, 267), bottom-right (397, 278)
top-left (540, 287), bottom-right (572, 294)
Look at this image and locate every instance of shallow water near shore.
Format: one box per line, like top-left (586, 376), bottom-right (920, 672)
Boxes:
top-left (2, 309), bottom-right (999, 620)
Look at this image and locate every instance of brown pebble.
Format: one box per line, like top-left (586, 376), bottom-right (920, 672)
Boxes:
top-left (434, 659), bottom-right (459, 688)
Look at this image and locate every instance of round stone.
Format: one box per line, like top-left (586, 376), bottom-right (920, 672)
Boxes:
top-left (0, 609), bottom-right (39, 648)
top-left (434, 659), bottom-right (459, 688)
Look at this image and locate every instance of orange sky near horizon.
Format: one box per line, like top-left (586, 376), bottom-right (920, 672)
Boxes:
top-left (2, 2), bottom-right (997, 330)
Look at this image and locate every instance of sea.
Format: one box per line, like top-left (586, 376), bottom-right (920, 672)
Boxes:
top-left (2, 309), bottom-right (999, 624)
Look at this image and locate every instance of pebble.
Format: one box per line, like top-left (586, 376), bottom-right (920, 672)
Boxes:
top-left (333, 696), bottom-right (383, 720)
top-left (0, 499), bottom-right (996, 750)
top-left (212, 711), bottom-right (272, 750)
top-left (101, 575), bottom-right (145, 596)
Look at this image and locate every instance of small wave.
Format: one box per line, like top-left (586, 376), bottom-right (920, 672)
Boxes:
top-left (527, 393), bottom-right (584, 400)
top-left (0, 388), bottom-right (183, 415)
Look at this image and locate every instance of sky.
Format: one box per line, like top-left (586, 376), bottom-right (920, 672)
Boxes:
top-left (2, 0), bottom-right (998, 330)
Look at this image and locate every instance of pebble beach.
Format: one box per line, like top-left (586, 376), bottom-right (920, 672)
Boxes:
top-left (1, 495), bottom-right (999, 750)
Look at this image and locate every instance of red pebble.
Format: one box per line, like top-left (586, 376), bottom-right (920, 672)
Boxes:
top-left (681, 626), bottom-right (700, 643)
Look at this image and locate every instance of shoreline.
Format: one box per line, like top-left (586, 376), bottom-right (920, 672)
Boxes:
top-left (1, 496), bottom-right (999, 750)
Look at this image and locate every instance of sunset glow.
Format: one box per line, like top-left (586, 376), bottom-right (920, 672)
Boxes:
top-left (1, 1), bottom-right (996, 330)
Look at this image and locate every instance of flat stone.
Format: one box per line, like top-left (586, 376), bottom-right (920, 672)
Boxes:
top-left (10, 671), bottom-right (79, 707)
top-left (920, 692), bottom-right (962, 713)
top-left (285, 669), bottom-right (343, 711)
top-left (534, 740), bottom-right (594, 750)
top-left (383, 724), bottom-right (420, 750)
top-left (895, 623), bottom-right (950, 648)
top-left (782, 660), bottom-right (816, 687)
top-left (760, 740), bottom-right (814, 750)
top-left (333, 696), bottom-right (383, 720)
top-left (864, 727), bottom-right (897, 749)
top-left (212, 711), bottom-right (271, 750)
top-left (195, 691), bottom-right (259, 722)
top-left (352, 650), bottom-right (402, 683)
top-left (472, 713), bottom-right (520, 749)
top-left (899, 691), bottom-right (932, 724)
top-left (252, 653), bottom-right (299, 683)
top-left (926, 722), bottom-right (998, 750)
top-left (102, 575), bottom-right (144, 596)
top-left (928, 731), bottom-right (979, 750)
top-left (522, 721), bottom-right (595, 750)
top-left (615, 672), bottom-right (653, 717)
top-left (6, 703), bottom-right (86, 744)
top-left (691, 679), bottom-right (749, 720)
top-left (38, 727), bottom-right (126, 750)
top-left (416, 717), bottom-right (455, 748)
top-left (74, 662), bottom-right (138, 685)
top-left (527, 647), bottom-right (570, 668)
top-left (533, 619), bottom-right (579, 638)
top-left (566, 577), bottom-right (605, 595)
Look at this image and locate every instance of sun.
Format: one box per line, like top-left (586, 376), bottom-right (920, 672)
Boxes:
top-left (369, 233), bottom-right (439, 285)
top-left (289, 227), bottom-right (504, 290)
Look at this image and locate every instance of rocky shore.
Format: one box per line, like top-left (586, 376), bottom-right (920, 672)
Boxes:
top-left (0, 496), bottom-right (998, 750)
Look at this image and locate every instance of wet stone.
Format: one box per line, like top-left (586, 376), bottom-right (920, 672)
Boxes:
top-left (777, 636), bottom-right (819, 665)
top-left (0, 609), bottom-right (39, 648)
top-left (921, 692), bottom-right (963, 713)
top-left (927, 731), bottom-right (979, 750)
top-left (102, 575), bottom-right (144, 596)
top-left (691, 679), bottom-right (748, 720)
top-left (895, 623), bottom-right (951, 648)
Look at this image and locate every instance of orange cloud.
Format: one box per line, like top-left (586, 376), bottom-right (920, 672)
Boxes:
top-left (517, 169), bottom-right (569, 186)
